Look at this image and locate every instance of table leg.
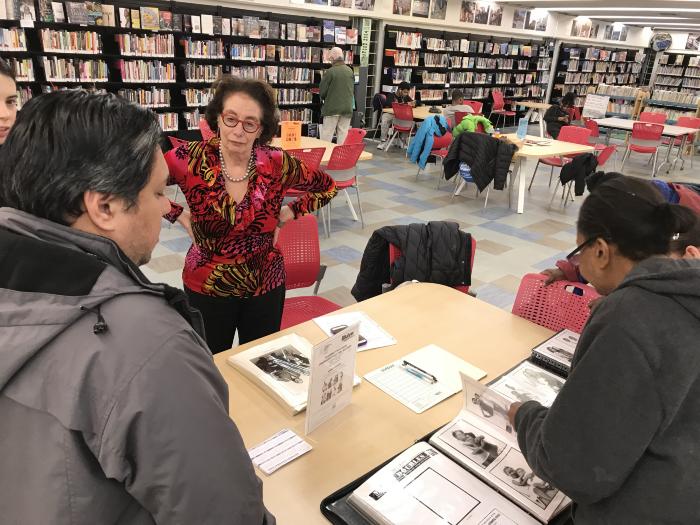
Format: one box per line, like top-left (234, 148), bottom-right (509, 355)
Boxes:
top-left (538, 111), bottom-right (545, 138)
top-left (671, 135), bottom-right (687, 172)
top-left (658, 137), bottom-right (674, 175)
top-left (511, 157), bottom-right (525, 214)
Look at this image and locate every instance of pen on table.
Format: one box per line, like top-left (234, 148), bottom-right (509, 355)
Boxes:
top-left (401, 360), bottom-right (438, 384)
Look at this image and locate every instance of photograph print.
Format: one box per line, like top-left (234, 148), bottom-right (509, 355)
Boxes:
top-left (331, 0), bottom-right (353, 6)
top-left (393, 0), bottom-right (411, 15)
top-left (460, 1), bottom-right (475, 23)
top-left (512, 8), bottom-right (527, 29)
top-left (411, 0), bottom-right (429, 18)
top-left (688, 33), bottom-right (700, 51)
top-left (430, 0), bottom-right (448, 20)
top-left (488, 4), bottom-right (503, 26)
top-left (490, 361), bottom-right (564, 407)
top-left (438, 419), bottom-right (507, 469)
top-left (524, 10), bottom-right (537, 31)
top-left (354, 0), bottom-right (376, 10)
top-left (474, 1), bottom-right (490, 24)
top-left (252, 344), bottom-right (311, 393)
top-left (492, 449), bottom-right (560, 510)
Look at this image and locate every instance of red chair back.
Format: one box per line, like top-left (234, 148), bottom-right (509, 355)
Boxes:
top-left (287, 147), bottom-right (326, 171)
top-left (277, 214), bottom-right (321, 290)
top-left (343, 127), bottom-right (367, 144)
top-left (557, 125), bottom-right (592, 145)
top-left (639, 111), bottom-right (667, 125)
top-left (454, 111), bottom-right (470, 126)
top-left (675, 116), bottom-right (700, 142)
top-left (512, 273), bottom-right (600, 334)
top-left (388, 236), bottom-right (476, 294)
top-left (199, 119), bottom-right (216, 141)
top-left (583, 118), bottom-right (600, 139)
top-left (464, 100), bottom-right (483, 114)
top-left (168, 136), bottom-right (188, 149)
top-left (491, 89), bottom-right (505, 111)
top-left (632, 122), bottom-right (663, 142)
top-left (595, 145), bottom-right (616, 168)
top-left (430, 132), bottom-right (453, 151)
top-left (391, 102), bottom-right (415, 131)
top-left (326, 142), bottom-right (365, 171)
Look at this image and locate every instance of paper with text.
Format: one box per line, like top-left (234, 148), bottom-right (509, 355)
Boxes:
top-left (248, 428), bottom-right (312, 475)
top-left (314, 311), bottom-right (396, 352)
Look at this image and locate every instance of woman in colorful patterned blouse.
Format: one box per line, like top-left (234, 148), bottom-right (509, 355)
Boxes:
top-left (165, 76), bottom-right (337, 353)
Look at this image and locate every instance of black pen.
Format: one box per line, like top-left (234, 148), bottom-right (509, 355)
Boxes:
top-left (401, 360), bottom-right (438, 384)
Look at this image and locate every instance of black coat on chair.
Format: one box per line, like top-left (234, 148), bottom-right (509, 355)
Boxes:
top-left (443, 132), bottom-right (517, 192)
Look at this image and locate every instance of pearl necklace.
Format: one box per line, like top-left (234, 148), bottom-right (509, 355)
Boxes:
top-left (220, 144), bottom-right (255, 183)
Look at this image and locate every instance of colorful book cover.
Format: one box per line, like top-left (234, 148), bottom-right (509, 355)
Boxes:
top-left (18, 0), bottom-right (36, 23)
top-left (159, 10), bottom-right (172, 30)
top-left (101, 4), bottom-right (115, 26)
top-left (269, 20), bottom-right (279, 39)
top-left (307, 25), bottom-right (320, 42)
top-left (297, 24), bottom-right (307, 42)
top-left (118, 7), bottom-right (130, 28)
top-left (322, 20), bottom-right (335, 43)
top-left (266, 44), bottom-right (275, 59)
top-left (286, 22), bottom-right (296, 40)
top-left (84, 1), bottom-right (103, 25)
top-left (172, 13), bottom-right (183, 32)
top-left (334, 26), bottom-right (346, 45)
top-left (212, 15), bottom-right (222, 35)
top-left (139, 6), bottom-right (159, 31)
top-left (130, 8), bottom-right (140, 29)
top-left (200, 14), bottom-right (213, 35)
top-left (259, 19), bottom-right (269, 39)
top-left (221, 17), bottom-right (230, 36)
top-left (65, 2), bottom-right (89, 24)
top-left (51, 1), bottom-right (65, 22)
top-left (244, 16), bottom-right (260, 38)
top-left (38, 0), bottom-right (53, 22)
top-left (346, 27), bottom-right (358, 45)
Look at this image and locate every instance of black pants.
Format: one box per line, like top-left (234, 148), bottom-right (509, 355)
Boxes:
top-left (185, 286), bottom-right (285, 354)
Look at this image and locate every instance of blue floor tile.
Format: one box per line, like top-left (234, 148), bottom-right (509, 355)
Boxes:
top-left (480, 221), bottom-right (543, 242)
top-left (393, 194), bottom-right (442, 210)
top-left (532, 251), bottom-right (569, 271)
top-left (472, 207), bottom-right (515, 221)
top-left (472, 283), bottom-right (516, 310)
top-left (322, 245), bottom-right (364, 263)
top-left (368, 179), bottom-right (416, 195)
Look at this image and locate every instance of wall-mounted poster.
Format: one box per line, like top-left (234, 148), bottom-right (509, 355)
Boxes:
top-left (354, 0), bottom-right (375, 10)
top-left (620, 25), bottom-right (628, 41)
top-left (474, 1), bottom-right (490, 24)
top-left (460, 1), bottom-right (475, 23)
top-left (430, 0), bottom-right (447, 20)
top-left (604, 25), bottom-right (612, 40)
top-left (687, 33), bottom-right (700, 50)
top-left (488, 4), bottom-right (503, 26)
top-left (525, 11), bottom-right (537, 30)
top-left (535, 13), bottom-right (547, 31)
top-left (393, 0), bottom-right (410, 15)
top-left (512, 8), bottom-right (527, 29)
top-left (331, 0), bottom-right (352, 6)
top-left (411, 0), bottom-right (429, 18)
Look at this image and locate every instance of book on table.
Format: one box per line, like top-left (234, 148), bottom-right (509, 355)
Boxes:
top-left (529, 329), bottom-right (578, 378)
top-left (346, 373), bottom-right (569, 524)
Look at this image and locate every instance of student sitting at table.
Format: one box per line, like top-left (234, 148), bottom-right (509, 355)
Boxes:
top-left (509, 175), bottom-right (700, 524)
top-left (165, 76), bottom-right (336, 353)
top-left (442, 90), bottom-right (474, 128)
top-left (543, 92), bottom-right (575, 139)
top-left (377, 81), bottom-right (415, 150)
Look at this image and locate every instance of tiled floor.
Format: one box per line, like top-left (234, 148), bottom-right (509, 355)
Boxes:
top-left (144, 127), bottom-right (700, 320)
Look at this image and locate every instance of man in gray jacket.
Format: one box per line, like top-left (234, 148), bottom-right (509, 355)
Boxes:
top-left (0, 91), bottom-right (274, 524)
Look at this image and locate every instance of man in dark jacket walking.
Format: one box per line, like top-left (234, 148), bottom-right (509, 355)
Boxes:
top-left (0, 91), bottom-right (274, 524)
top-left (320, 46), bottom-right (355, 144)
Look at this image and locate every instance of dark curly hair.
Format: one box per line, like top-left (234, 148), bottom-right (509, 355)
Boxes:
top-left (0, 58), bottom-right (15, 81)
top-left (205, 76), bottom-right (279, 144)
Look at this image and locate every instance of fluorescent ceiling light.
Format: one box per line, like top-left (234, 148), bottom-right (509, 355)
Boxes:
top-left (592, 16), bottom-right (693, 20)
top-left (559, 8), bottom-right (700, 13)
top-left (643, 22), bottom-right (700, 26)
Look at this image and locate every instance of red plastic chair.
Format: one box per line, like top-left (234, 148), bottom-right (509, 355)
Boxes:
top-left (286, 147), bottom-right (326, 171)
top-left (550, 144), bottom-right (617, 208)
top-left (528, 126), bottom-right (592, 191)
top-left (512, 273), bottom-right (600, 334)
top-left (278, 214), bottom-right (341, 329)
top-left (489, 89), bottom-right (516, 128)
top-left (325, 142), bottom-right (366, 235)
top-left (662, 115), bottom-right (700, 170)
top-left (620, 122), bottom-right (664, 176)
top-left (454, 111), bottom-right (471, 127)
top-left (199, 119), bottom-right (216, 141)
top-left (168, 136), bottom-right (188, 149)
top-left (343, 127), bottom-right (367, 144)
top-left (388, 236), bottom-right (477, 295)
top-left (415, 132), bottom-right (453, 187)
top-left (639, 111), bottom-right (667, 125)
top-left (386, 102), bottom-right (415, 153)
top-left (464, 100), bottom-right (483, 114)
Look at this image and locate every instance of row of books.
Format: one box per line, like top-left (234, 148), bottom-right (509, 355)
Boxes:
top-left (392, 50), bottom-right (419, 67)
top-left (184, 63), bottom-right (222, 83)
top-left (569, 60), bottom-right (641, 74)
top-left (277, 88), bottom-right (314, 105)
top-left (182, 109), bottom-right (201, 130)
top-left (423, 53), bottom-right (449, 68)
top-left (656, 77), bottom-right (683, 88)
top-left (41, 29), bottom-right (102, 54)
top-left (569, 48), bottom-right (644, 62)
top-left (687, 69), bottom-right (700, 80)
top-left (419, 71), bottom-right (447, 84)
top-left (416, 89), bottom-right (444, 101)
top-left (117, 33), bottom-right (174, 57)
top-left (183, 38), bottom-right (226, 59)
top-left (182, 87), bottom-right (214, 107)
top-left (0, 27), bottom-right (26, 51)
top-left (390, 68), bottom-right (411, 83)
top-left (17, 86), bottom-right (32, 107)
top-left (660, 54), bottom-right (685, 66)
top-left (564, 72), bottom-right (638, 86)
top-left (8, 57), bottom-right (34, 81)
top-left (117, 87), bottom-right (171, 108)
top-left (689, 57), bottom-right (700, 68)
top-left (157, 112), bottom-right (178, 132)
top-left (279, 107), bottom-right (312, 123)
top-left (607, 102), bottom-right (634, 116)
top-left (683, 78), bottom-right (700, 89)
top-left (595, 84), bottom-right (641, 98)
top-left (537, 58), bottom-right (552, 71)
top-left (118, 60), bottom-right (176, 83)
top-left (447, 86), bottom-right (490, 100)
top-left (42, 56), bottom-right (108, 82)
top-left (657, 65), bottom-right (685, 77)
top-left (394, 31), bottom-right (422, 49)
top-left (448, 72), bottom-right (495, 85)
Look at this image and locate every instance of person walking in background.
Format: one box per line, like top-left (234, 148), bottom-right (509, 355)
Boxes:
top-left (319, 47), bottom-right (354, 144)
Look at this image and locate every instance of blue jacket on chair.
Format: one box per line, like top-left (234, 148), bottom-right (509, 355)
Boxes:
top-left (408, 115), bottom-right (449, 169)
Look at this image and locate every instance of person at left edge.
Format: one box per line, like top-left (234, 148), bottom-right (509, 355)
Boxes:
top-left (0, 90), bottom-right (274, 524)
top-left (0, 58), bottom-right (18, 146)
top-left (165, 76), bottom-right (337, 354)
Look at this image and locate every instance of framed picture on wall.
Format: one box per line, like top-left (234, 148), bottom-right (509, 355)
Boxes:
top-left (411, 0), bottom-right (429, 18)
top-left (687, 33), bottom-right (700, 50)
top-left (474, 1), bottom-right (490, 24)
top-left (393, 0), bottom-right (410, 15)
top-left (460, 1), bottom-right (475, 23)
top-left (430, 0), bottom-right (448, 20)
top-left (488, 4), bottom-right (503, 26)
top-left (512, 8), bottom-right (527, 29)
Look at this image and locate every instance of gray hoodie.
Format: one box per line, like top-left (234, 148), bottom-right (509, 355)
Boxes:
top-left (515, 257), bottom-right (700, 524)
top-left (0, 208), bottom-right (274, 524)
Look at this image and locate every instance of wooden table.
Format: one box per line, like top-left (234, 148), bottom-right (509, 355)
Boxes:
top-left (382, 105), bottom-right (439, 121)
top-left (516, 101), bottom-right (552, 138)
top-left (453, 134), bottom-right (594, 214)
top-left (593, 117), bottom-right (697, 174)
top-left (214, 283), bottom-right (553, 524)
top-left (271, 136), bottom-right (373, 163)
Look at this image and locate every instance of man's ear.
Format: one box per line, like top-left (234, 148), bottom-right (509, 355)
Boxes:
top-left (593, 238), bottom-right (612, 269)
top-left (81, 191), bottom-right (121, 233)
top-left (685, 245), bottom-right (700, 259)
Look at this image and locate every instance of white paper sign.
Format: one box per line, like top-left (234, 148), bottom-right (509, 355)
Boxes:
top-left (314, 311), bottom-right (396, 352)
top-left (248, 428), bottom-right (312, 475)
top-left (581, 94), bottom-right (610, 119)
top-left (305, 323), bottom-right (359, 434)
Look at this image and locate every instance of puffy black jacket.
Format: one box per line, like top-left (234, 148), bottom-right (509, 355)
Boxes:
top-left (351, 222), bottom-right (472, 302)
top-left (443, 132), bottom-right (517, 191)
top-left (560, 152), bottom-right (598, 196)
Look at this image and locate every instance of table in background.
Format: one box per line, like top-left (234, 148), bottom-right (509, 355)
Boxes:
top-left (516, 101), bottom-right (551, 138)
top-left (593, 117), bottom-right (697, 174)
top-left (214, 283), bottom-right (553, 524)
top-left (271, 136), bottom-right (373, 163)
top-left (382, 105), bottom-right (440, 121)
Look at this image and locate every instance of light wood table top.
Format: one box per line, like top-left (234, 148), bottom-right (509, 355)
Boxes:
top-left (271, 136), bottom-right (373, 163)
top-left (214, 283), bottom-right (553, 524)
top-left (382, 105), bottom-right (440, 121)
top-left (505, 133), bottom-right (595, 158)
top-left (515, 100), bottom-right (551, 110)
top-left (593, 117), bottom-right (698, 137)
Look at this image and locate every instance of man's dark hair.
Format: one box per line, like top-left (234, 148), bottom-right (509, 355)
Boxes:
top-left (205, 75), bottom-right (279, 144)
top-left (0, 90), bottom-right (162, 225)
top-left (451, 90), bottom-right (464, 104)
top-left (561, 92), bottom-right (575, 107)
top-left (0, 58), bottom-right (15, 81)
top-left (397, 81), bottom-right (411, 91)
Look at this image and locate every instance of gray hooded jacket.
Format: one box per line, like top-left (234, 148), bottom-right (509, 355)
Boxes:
top-left (515, 257), bottom-right (700, 524)
top-left (0, 208), bottom-right (274, 524)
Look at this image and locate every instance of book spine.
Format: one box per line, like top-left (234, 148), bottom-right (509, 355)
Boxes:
top-left (40, 29), bottom-right (102, 54)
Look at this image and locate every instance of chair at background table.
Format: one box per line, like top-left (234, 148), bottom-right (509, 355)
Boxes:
top-left (454, 111), bottom-right (470, 127)
top-left (527, 125), bottom-right (592, 191)
top-left (386, 102), bottom-right (416, 154)
top-left (416, 132), bottom-right (453, 187)
top-left (549, 145), bottom-right (616, 209)
top-left (584, 118), bottom-right (618, 168)
top-left (167, 136), bottom-right (189, 205)
top-left (277, 214), bottom-right (341, 329)
top-left (662, 115), bottom-right (700, 170)
top-left (620, 122), bottom-right (664, 177)
top-left (344, 127), bottom-right (367, 144)
top-left (639, 111), bottom-right (668, 125)
top-left (464, 100), bottom-right (483, 114)
top-left (512, 273), bottom-right (600, 334)
top-left (286, 147), bottom-right (329, 237)
top-left (325, 142), bottom-right (366, 236)
top-left (489, 89), bottom-right (516, 128)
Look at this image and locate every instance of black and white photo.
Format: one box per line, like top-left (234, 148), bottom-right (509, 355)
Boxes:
top-left (438, 419), bottom-right (507, 469)
top-left (430, 0), bottom-right (447, 20)
top-left (493, 449), bottom-right (559, 510)
top-left (474, 1), bottom-right (489, 24)
top-left (252, 345), bottom-right (310, 385)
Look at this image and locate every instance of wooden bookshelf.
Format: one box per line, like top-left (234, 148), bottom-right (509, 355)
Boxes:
top-left (653, 52), bottom-right (700, 103)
